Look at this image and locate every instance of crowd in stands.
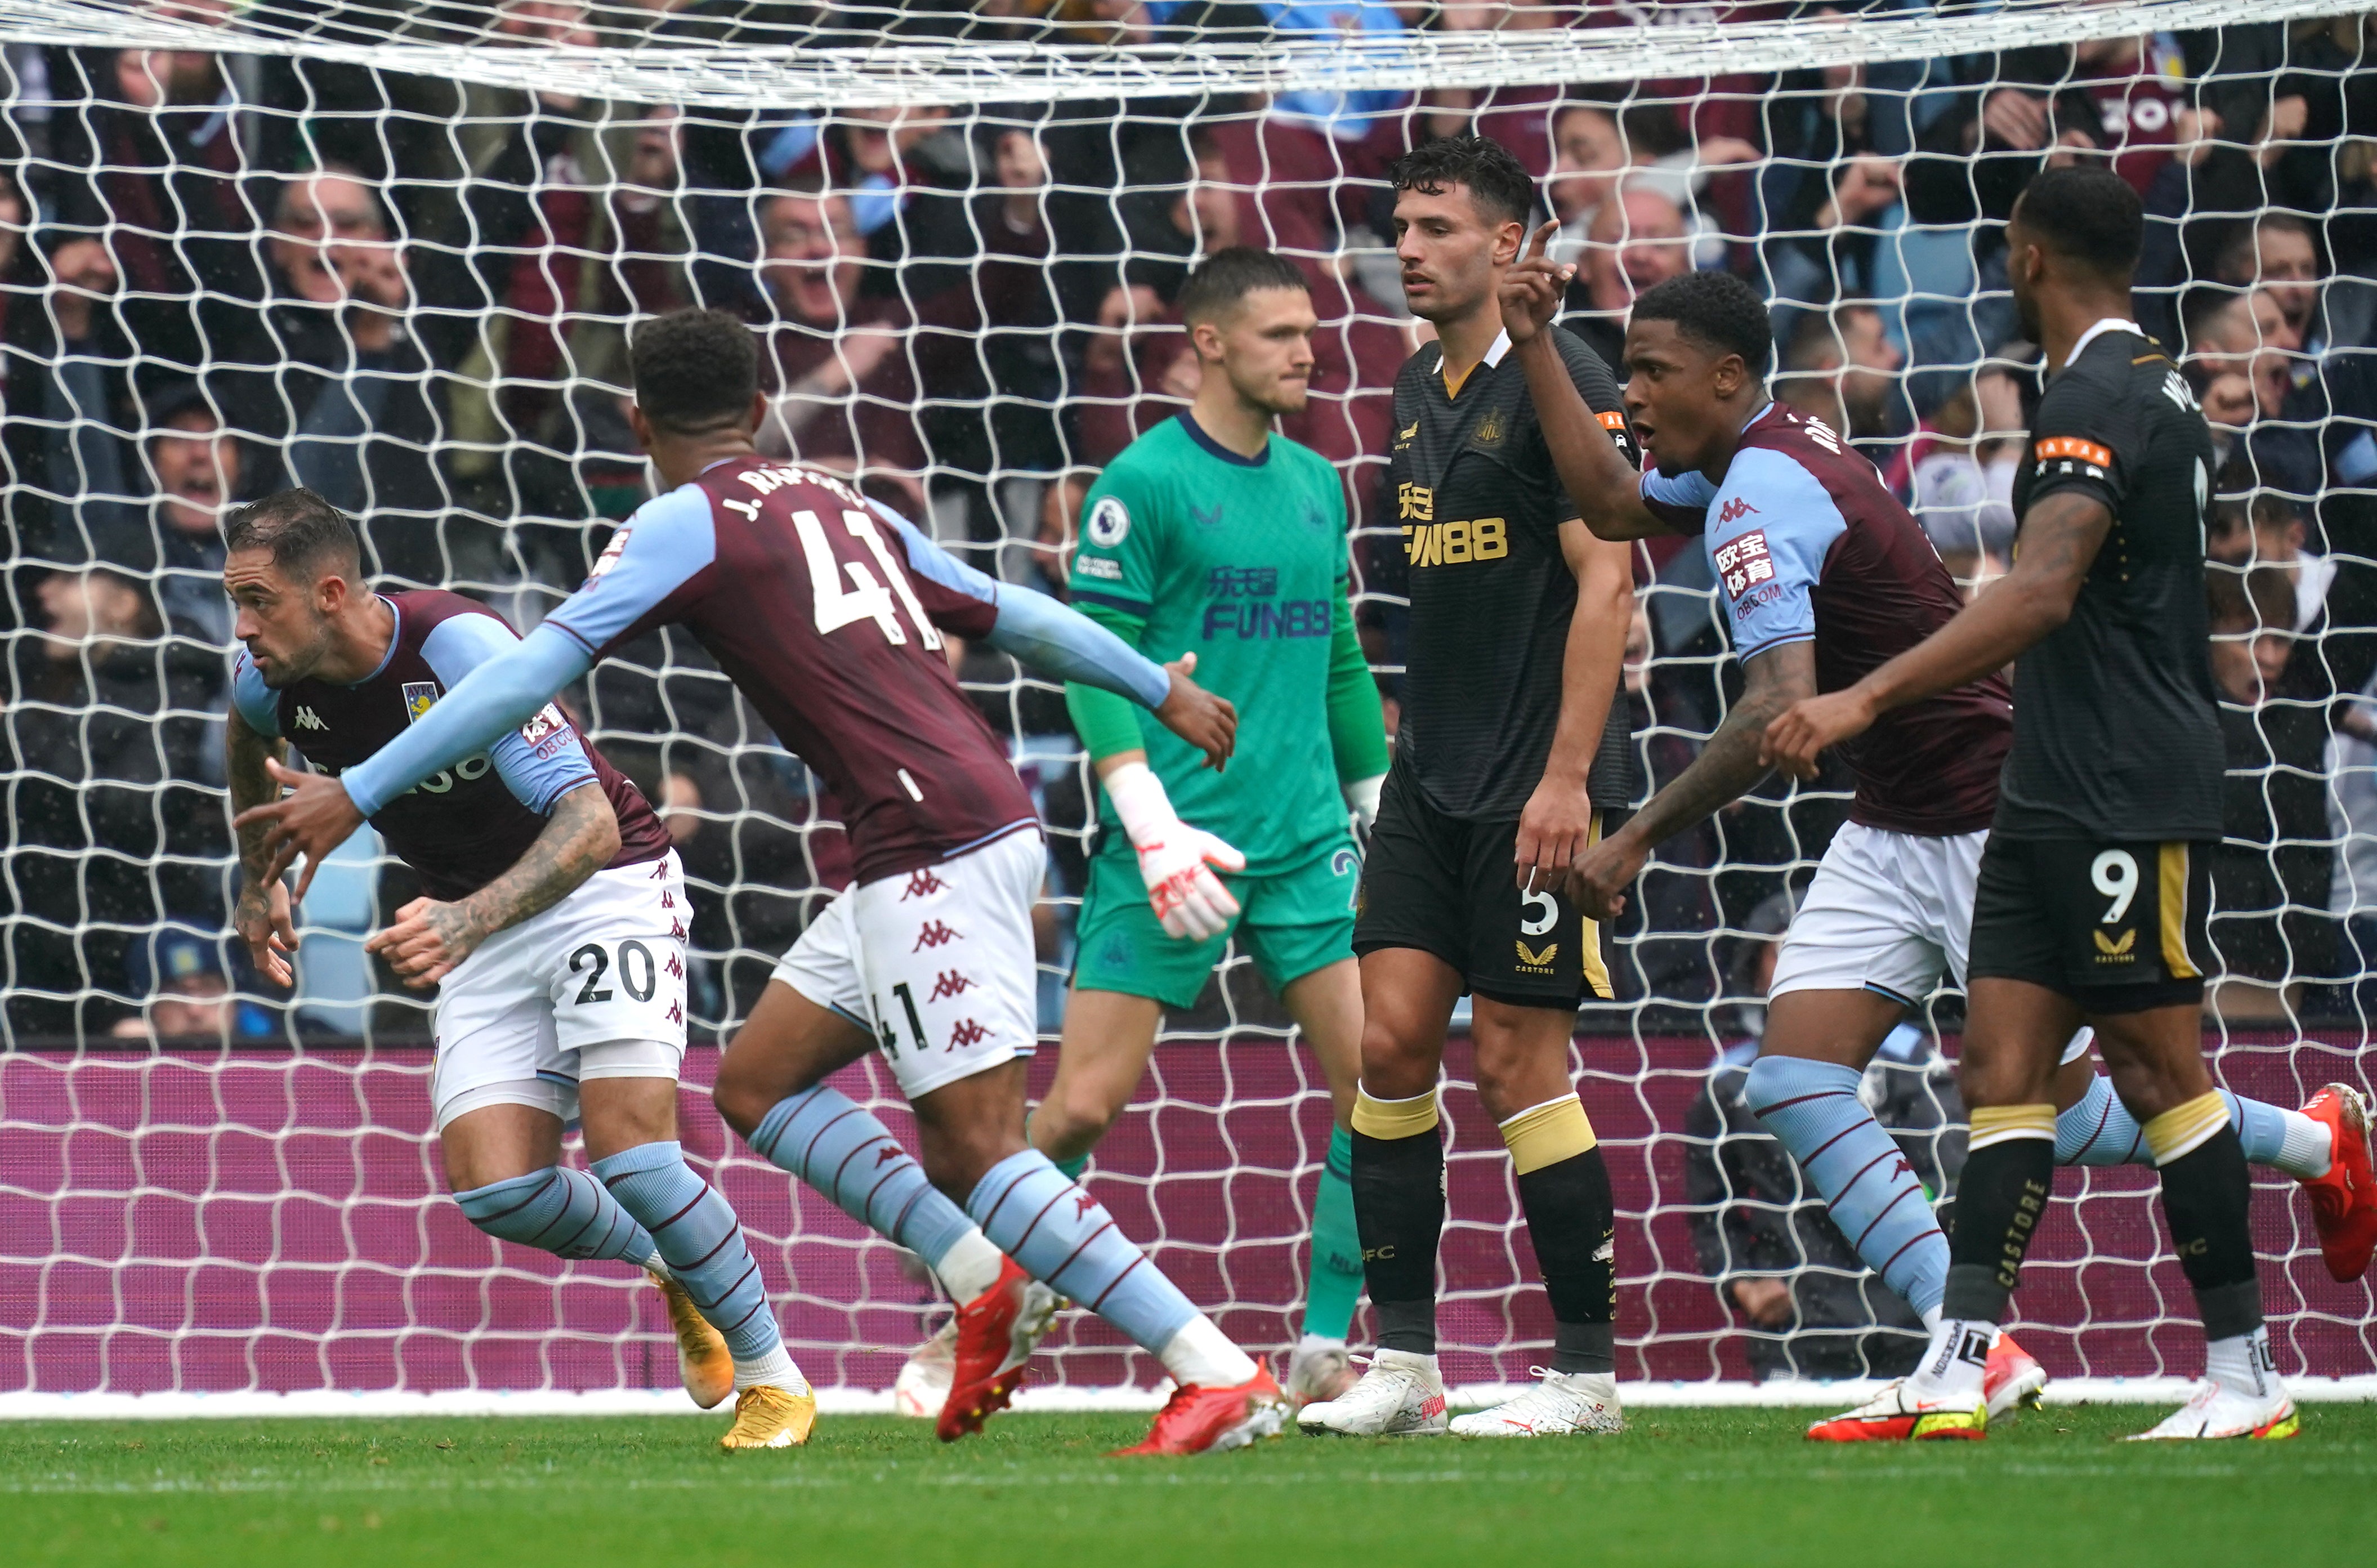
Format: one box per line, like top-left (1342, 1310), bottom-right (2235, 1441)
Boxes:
top-left (3, 3), bottom-right (2374, 1063)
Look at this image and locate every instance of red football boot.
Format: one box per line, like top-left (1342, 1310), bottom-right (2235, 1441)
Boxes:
top-left (2298, 1084), bottom-right (2377, 1282)
top-left (1109, 1365), bottom-right (1292, 1457)
top-left (936, 1256), bottom-right (1058, 1442)
top-left (1983, 1331), bottom-right (2048, 1419)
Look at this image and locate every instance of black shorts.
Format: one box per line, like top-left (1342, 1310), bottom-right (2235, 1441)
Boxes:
top-left (1352, 766), bottom-right (1619, 1010)
top-left (1967, 835), bottom-right (2211, 1013)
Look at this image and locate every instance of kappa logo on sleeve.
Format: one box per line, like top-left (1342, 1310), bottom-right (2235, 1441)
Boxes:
top-left (1717, 496), bottom-right (1759, 526)
top-left (1713, 529), bottom-right (1775, 597)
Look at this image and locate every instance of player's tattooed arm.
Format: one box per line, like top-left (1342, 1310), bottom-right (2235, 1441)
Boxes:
top-left (1569, 641), bottom-right (1817, 920)
top-left (1502, 221), bottom-right (1665, 542)
top-left (225, 704), bottom-right (298, 988)
top-left (364, 781), bottom-right (623, 989)
top-left (1516, 520), bottom-right (1634, 895)
top-left (1762, 489), bottom-right (2113, 778)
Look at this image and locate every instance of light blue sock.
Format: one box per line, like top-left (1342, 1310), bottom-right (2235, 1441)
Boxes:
top-left (2057, 1075), bottom-right (2330, 1177)
top-left (1744, 1054), bottom-right (1947, 1319)
top-left (453, 1167), bottom-right (662, 1267)
top-left (749, 1085), bottom-right (977, 1268)
top-left (966, 1147), bottom-right (1196, 1354)
top-left (591, 1141), bottom-right (781, 1361)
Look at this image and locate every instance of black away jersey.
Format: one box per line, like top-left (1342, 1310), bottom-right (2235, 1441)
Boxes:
top-left (1387, 325), bottom-right (1640, 821)
top-left (1996, 321), bottom-right (2224, 843)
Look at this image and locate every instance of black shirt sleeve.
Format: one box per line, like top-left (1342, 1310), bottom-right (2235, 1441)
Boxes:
top-left (2023, 354), bottom-right (2134, 517)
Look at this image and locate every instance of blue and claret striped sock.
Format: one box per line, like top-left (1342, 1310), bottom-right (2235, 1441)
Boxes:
top-left (453, 1166), bottom-right (662, 1268)
top-left (967, 1147), bottom-right (1253, 1386)
top-left (590, 1140), bottom-right (786, 1369)
top-left (1744, 1054), bottom-right (1948, 1320)
top-left (2056, 1074), bottom-right (2333, 1179)
top-left (750, 1085), bottom-right (1005, 1300)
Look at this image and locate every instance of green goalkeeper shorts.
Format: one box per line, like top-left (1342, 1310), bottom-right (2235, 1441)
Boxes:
top-left (1071, 834), bottom-right (1361, 1011)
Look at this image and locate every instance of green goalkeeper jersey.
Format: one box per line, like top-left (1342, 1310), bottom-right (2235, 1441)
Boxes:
top-left (1067, 413), bottom-right (1387, 877)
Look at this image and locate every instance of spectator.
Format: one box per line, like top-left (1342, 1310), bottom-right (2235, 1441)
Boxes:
top-left (267, 166), bottom-right (469, 585)
top-left (1771, 302), bottom-right (1905, 451)
top-left (2209, 488), bottom-right (2330, 633)
top-left (1683, 891), bottom-right (1964, 1381)
top-left (2182, 284), bottom-right (2320, 497)
top-left (1544, 102), bottom-right (1628, 265)
top-left (110, 925), bottom-right (276, 1042)
top-left (1563, 180), bottom-right (1694, 373)
top-left (1760, 42), bottom-right (1902, 315)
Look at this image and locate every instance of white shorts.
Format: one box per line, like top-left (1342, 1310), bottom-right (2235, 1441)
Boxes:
top-left (1769, 823), bottom-right (2091, 1065)
top-left (432, 851), bottom-right (691, 1132)
top-left (770, 827), bottom-right (1043, 1101)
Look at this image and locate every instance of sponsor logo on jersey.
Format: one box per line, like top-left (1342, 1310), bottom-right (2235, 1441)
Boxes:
top-left (1402, 517), bottom-right (1509, 568)
top-left (1713, 529), bottom-right (1774, 596)
top-left (1716, 496), bottom-right (1759, 526)
top-left (1204, 599), bottom-right (1333, 639)
top-left (1190, 502), bottom-right (1225, 529)
top-left (1472, 406), bottom-right (1504, 446)
top-left (2034, 435), bottom-right (2114, 471)
top-left (1087, 494), bottom-right (1131, 548)
top-left (1732, 580), bottom-right (1785, 622)
top-left (1515, 939), bottom-right (1558, 972)
top-left (519, 702), bottom-right (571, 754)
top-left (293, 705), bottom-right (329, 732)
top-left (587, 526), bottom-right (632, 580)
top-left (1075, 555), bottom-right (1123, 581)
top-left (1208, 566), bottom-right (1279, 598)
top-left (2093, 927), bottom-right (2138, 961)
top-left (1396, 481), bottom-right (1434, 522)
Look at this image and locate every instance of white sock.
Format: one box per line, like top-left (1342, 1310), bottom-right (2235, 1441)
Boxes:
top-left (1919, 1304), bottom-right (1942, 1335)
top-left (2277, 1108), bottom-right (2335, 1180)
top-left (731, 1344), bottom-right (810, 1394)
top-left (935, 1227), bottom-right (1006, 1303)
top-left (1295, 1332), bottom-right (1347, 1358)
top-left (1158, 1315), bottom-right (1259, 1389)
top-left (1908, 1316), bottom-right (1992, 1399)
top-left (2205, 1325), bottom-right (2277, 1400)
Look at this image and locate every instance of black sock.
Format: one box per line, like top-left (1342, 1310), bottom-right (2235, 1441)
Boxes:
top-left (1940, 1136), bottom-right (2056, 1325)
top-left (2156, 1125), bottom-right (2264, 1339)
top-left (1516, 1146), bottom-right (1616, 1375)
top-left (1351, 1124), bottom-right (1443, 1355)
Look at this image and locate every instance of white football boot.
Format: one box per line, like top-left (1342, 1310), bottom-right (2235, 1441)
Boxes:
top-left (891, 1317), bottom-right (957, 1419)
top-left (2126, 1378), bottom-right (2299, 1440)
top-left (1806, 1379), bottom-right (1986, 1441)
top-left (1296, 1348), bottom-right (1450, 1437)
top-left (1448, 1367), bottom-right (1624, 1437)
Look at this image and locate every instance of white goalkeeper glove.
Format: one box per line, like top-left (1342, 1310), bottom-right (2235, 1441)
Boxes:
top-left (1103, 760), bottom-right (1245, 941)
top-left (1343, 774), bottom-right (1384, 839)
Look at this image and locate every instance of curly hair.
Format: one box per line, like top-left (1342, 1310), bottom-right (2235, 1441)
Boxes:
top-left (1629, 270), bottom-right (1775, 378)
top-left (629, 307), bottom-right (761, 435)
top-left (1386, 133), bottom-right (1536, 226)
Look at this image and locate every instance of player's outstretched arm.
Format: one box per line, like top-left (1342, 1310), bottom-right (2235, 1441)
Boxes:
top-left (1570, 640), bottom-right (1817, 921)
top-left (234, 622), bottom-right (594, 899)
top-left (875, 504), bottom-right (1237, 769)
top-left (225, 703), bottom-right (298, 988)
top-left (364, 781), bottom-right (622, 989)
top-left (1761, 490), bottom-right (2112, 778)
top-left (1515, 519), bottom-right (1634, 895)
top-left (1503, 221), bottom-right (1666, 542)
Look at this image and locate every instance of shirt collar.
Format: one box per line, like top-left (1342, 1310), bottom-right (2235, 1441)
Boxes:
top-left (344, 595), bottom-right (403, 689)
top-left (2063, 316), bottom-right (2144, 370)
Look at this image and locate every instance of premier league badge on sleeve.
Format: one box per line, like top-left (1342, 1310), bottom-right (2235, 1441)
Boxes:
top-left (1087, 495), bottom-right (1131, 549)
top-left (401, 681), bottom-right (441, 724)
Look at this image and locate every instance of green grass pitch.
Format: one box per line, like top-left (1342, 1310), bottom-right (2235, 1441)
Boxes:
top-left (5, 1404), bottom-right (2367, 1568)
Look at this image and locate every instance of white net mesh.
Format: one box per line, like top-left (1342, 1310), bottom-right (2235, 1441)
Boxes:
top-left (5, 0), bottom-right (2377, 1400)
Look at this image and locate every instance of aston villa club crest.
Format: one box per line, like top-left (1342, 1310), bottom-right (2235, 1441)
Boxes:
top-left (401, 681), bottom-right (440, 724)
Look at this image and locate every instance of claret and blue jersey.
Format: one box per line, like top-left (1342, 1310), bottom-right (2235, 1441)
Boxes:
top-left (1639, 401), bottom-right (2012, 838)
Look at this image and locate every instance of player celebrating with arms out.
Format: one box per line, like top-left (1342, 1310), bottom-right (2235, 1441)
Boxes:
top-left (221, 489), bottom-right (811, 1450)
top-left (1300, 136), bottom-right (1641, 1441)
top-left (1494, 243), bottom-right (2372, 1440)
top-left (240, 309), bottom-right (1294, 1457)
top-left (1764, 166), bottom-right (2309, 1440)
top-left (1021, 247), bottom-right (1388, 1406)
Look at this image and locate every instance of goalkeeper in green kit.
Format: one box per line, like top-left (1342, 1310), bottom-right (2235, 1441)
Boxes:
top-left (897, 247), bottom-right (1388, 1409)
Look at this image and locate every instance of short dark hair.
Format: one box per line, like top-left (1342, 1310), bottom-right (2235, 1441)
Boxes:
top-left (1630, 270), bottom-right (1773, 378)
top-left (2014, 164), bottom-right (2143, 276)
top-left (1387, 134), bottom-right (1535, 227)
top-left (629, 307), bottom-right (760, 435)
top-left (222, 487), bottom-right (364, 581)
top-left (1176, 247), bottom-right (1310, 327)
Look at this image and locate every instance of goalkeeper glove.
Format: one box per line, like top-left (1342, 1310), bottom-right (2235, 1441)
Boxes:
top-left (1343, 773), bottom-right (1384, 843)
top-left (1103, 760), bottom-right (1244, 941)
